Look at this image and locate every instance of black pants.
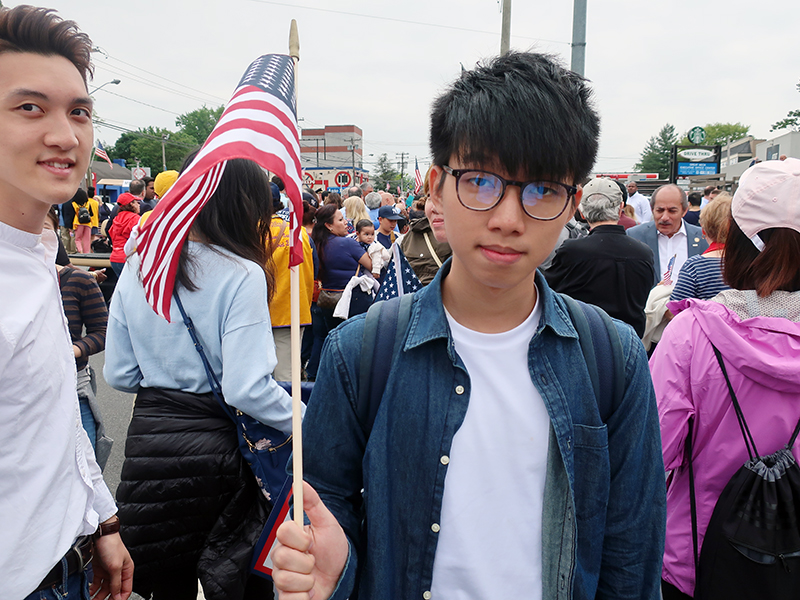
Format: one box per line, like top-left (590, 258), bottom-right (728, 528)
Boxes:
top-left (662, 579), bottom-right (693, 600)
top-left (147, 566), bottom-right (272, 600)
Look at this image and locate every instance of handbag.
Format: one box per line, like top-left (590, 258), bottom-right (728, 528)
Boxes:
top-left (317, 288), bottom-right (343, 310)
top-left (174, 292), bottom-right (291, 503)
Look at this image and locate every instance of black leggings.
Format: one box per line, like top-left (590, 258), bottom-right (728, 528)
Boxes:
top-left (662, 579), bottom-right (693, 600)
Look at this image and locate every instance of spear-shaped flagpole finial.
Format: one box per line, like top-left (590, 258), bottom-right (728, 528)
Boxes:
top-left (289, 19), bottom-right (300, 62)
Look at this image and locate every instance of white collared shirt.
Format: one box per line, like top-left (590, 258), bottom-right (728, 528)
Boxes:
top-left (657, 221), bottom-right (689, 282)
top-left (628, 192), bottom-right (652, 224)
top-left (0, 221), bottom-right (116, 598)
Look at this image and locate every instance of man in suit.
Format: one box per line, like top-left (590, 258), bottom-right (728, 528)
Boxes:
top-left (546, 177), bottom-right (655, 336)
top-left (627, 184), bottom-right (708, 285)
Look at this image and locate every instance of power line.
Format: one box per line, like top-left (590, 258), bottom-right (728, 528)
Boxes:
top-left (100, 89), bottom-right (182, 116)
top-left (100, 53), bottom-right (228, 103)
top-left (94, 63), bottom-right (224, 107)
top-left (247, 0), bottom-right (569, 45)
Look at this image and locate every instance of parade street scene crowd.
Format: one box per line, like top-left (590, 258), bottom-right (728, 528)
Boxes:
top-left (2, 3), bottom-right (800, 600)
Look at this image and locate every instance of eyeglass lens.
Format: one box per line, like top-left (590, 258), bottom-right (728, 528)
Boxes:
top-left (457, 171), bottom-right (568, 219)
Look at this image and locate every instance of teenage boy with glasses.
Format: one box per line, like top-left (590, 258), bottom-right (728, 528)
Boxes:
top-left (273, 52), bottom-right (665, 600)
top-left (0, 6), bottom-right (133, 599)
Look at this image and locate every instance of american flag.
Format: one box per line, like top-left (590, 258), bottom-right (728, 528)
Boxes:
top-left (377, 243), bottom-right (422, 301)
top-left (136, 54), bottom-right (304, 321)
top-left (414, 158), bottom-right (422, 194)
top-left (94, 141), bottom-right (113, 168)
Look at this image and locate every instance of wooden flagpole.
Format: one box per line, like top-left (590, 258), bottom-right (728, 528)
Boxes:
top-left (288, 19), bottom-right (304, 527)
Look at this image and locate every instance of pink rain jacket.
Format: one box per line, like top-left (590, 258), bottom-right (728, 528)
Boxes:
top-left (650, 297), bottom-right (800, 596)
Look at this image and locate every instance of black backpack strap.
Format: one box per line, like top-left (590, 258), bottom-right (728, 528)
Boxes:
top-left (58, 266), bottom-right (75, 288)
top-left (357, 294), bottom-right (414, 434)
top-left (560, 294), bottom-right (625, 421)
top-left (686, 417), bottom-right (700, 580)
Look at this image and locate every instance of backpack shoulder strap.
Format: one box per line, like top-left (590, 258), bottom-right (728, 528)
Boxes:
top-left (560, 294), bottom-right (625, 421)
top-left (58, 266), bottom-right (75, 289)
top-left (357, 293), bottom-right (414, 434)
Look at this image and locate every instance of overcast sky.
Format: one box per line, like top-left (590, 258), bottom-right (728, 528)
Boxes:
top-left (10, 0), bottom-right (800, 175)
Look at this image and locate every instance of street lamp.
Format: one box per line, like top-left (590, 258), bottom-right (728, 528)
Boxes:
top-left (88, 79), bottom-right (120, 95)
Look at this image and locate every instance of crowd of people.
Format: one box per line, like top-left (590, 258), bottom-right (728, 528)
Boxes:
top-left (2, 5), bottom-right (799, 600)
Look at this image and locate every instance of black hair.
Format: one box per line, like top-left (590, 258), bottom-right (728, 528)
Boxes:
top-left (613, 180), bottom-right (628, 205)
top-left (688, 191), bottom-right (702, 207)
top-left (176, 152), bottom-right (275, 299)
top-left (70, 188), bottom-right (88, 205)
top-left (355, 219), bottom-right (374, 233)
top-left (430, 51), bottom-right (600, 185)
top-left (87, 186), bottom-right (95, 197)
top-left (271, 175), bottom-right (285, 192)
top-left (311, 204), bottom-right (339, 265)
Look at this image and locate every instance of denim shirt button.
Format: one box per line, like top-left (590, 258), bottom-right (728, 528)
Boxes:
top-left (440, 455), bottom-right (450, 465)
top-left (431, 522), bottom-right (440, 533)
top-left (455, 385), bottom-right (465, 395)
top-left (423, 591), bottom-right (432, 599)
top-left (540, 374), bottom-right (547, 384)
top-left (566, 437), bottom-right (571, 450)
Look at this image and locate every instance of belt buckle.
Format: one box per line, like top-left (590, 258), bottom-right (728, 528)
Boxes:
top-left (71, 536), bottom-right (93, 571)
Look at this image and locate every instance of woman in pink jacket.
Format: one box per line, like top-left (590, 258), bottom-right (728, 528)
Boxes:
top-left (651, 158), bottom-right (800, 599)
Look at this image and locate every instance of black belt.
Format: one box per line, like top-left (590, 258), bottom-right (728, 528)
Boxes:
top-left (35, 535), bottom-right (93, 592)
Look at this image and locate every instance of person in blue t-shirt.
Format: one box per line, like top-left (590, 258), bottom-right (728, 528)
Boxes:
top-left (376, 204), bottom-right (402, 249)
top-left (311, 205), bottom-right (372, 332)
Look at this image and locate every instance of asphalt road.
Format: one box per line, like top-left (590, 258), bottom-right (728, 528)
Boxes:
top-left (89, 351), bottom-right (135, 498)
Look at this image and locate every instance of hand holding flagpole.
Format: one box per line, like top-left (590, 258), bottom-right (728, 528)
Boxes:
top-left (289, 18), bottom-right (304, 529)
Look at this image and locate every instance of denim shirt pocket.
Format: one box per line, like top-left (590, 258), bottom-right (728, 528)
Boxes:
top-left (572, 423), bottom-right (610, 521)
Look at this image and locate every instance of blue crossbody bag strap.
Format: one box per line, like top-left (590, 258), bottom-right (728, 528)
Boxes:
top-left (357, 294), bottom-right (414, 434)
top-left (173, 291), bottom-right (233, 419)
top-left (559, 294), bottom-right (625, 421)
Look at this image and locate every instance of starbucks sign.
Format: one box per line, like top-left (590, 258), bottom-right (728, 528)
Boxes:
top-left (688, 126), bottom-right (706, 145)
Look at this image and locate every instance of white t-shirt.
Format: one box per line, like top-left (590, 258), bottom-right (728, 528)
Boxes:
top-left (431, 294), bottom-right (548, 600)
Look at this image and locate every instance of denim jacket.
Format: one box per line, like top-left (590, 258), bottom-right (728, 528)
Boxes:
top-left (303, 262), bottom-right (665, 600)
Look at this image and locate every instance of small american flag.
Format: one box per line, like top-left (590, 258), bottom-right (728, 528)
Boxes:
top-left (413, 158), bottom-right (422, 194)
top-left (137, 54), bottom-right (304, 321)
top-left (377, 243), bottom-right (422, 301)
top-left (94, 141), bottom-right (113, 168)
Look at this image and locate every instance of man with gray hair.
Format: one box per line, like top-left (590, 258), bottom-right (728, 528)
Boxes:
top-left (346, 185), bottom-right (362, 198)
top-left (627, 183), bottom-right (707, 285)
top-left (546, 177), bottom-right (656, 336)
top-left (364, 191), bottom-right (382, 226)
top-left (360, 181), bottom-right (374, 197)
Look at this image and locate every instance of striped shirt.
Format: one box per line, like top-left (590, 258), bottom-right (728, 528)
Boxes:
top-left (670, 255), bottom-right (729, 302)
top-left (58, 267), bottom-right (108, 371)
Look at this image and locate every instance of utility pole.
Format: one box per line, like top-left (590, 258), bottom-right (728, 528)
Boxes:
top-left (161, 133), bottom-right (169, 172)
top-left (396, 152), bottom-right (408, 192)
top-left (570, 0), bottom-right (587, 76)
top-left (500, 0), bottom-right (512, 55)
top-left (346, 136), bottom-right (359, 186)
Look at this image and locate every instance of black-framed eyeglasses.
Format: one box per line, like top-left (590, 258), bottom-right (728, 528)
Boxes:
top-left (442, 166), bottom-right (577, 221)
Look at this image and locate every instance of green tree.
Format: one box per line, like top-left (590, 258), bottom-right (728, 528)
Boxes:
top-left (176, 105), bottom-right (224, 145)
top-left (680, 122), bottom-right (750, 146)
top-left (635, 123), bottom-right (678, 179)
top-left (771, 81), bottom-right (800, 132)
top-left (372, 154), bottom-right (400, 192)
top-left (108, 127), bottom-right (196, 174)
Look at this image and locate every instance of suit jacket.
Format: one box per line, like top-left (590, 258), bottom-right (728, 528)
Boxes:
top-left (626, 220), bottom-right (708, 285)
top-left (545, 224), bottom-right (656, 337)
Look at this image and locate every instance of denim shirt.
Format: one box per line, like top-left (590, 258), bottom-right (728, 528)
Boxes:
top-left (303, 262), bottom-right (665, 600)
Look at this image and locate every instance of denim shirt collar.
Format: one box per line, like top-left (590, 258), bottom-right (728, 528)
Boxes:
top-left (404, 257), bottom-right (578, 352)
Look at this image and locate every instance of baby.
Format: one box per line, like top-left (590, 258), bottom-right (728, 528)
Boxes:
top-left (356, 219), bottom-right (391, 278)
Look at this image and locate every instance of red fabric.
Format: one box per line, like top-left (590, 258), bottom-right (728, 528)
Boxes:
top-left (703, 241), bottom-right (724, 254)
top-left (618, 214), bottom-right (637, 230)
top-left (109, 211), bottom-right (139, 263)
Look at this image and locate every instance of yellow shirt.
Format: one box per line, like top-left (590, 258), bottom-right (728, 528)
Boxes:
top-left (269, 216), bottom-right (314, 327)
top-left (72, 198), bottom-right (100, 229)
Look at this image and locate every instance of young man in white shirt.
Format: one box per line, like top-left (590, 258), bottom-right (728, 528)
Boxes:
top-left (272, 52), bottom-right (665, 599)
top-left (0, 6), bottom-right (133, 599)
